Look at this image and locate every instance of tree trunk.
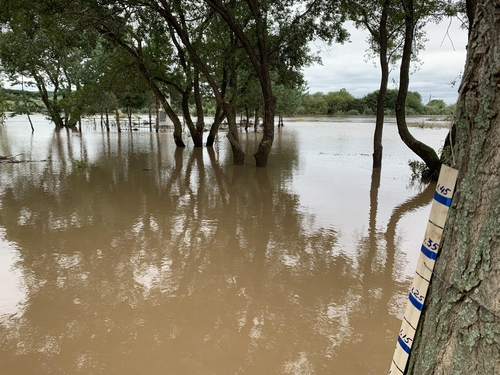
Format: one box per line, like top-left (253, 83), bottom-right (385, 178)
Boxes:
top-left (181, 90), bottom-right (203, 147)
top-left (193, 66), bottom-right (206, 146)
top-left (115, 108), bottom-right (121, 132)
top-left (395, 0), bottom-right (440, 179)
top-left (254, 87), bottom-right (275, 167)
top-left (148, 102), bottom-right (153, 132)
top-left (162, 98), bottom-right (186, 147)
top-left (373, 0), bottom-right (390, 169)
top-left (105, 104), bottom-right (110, 132)
top-left (406, 1), bottom-right (500, 373)
top-left (155, 96), bottom-right (160, 133)
top-left (207, 105), bottom-right (225, 147)
top-left (207, 65), bottom-right (228, 147)
top-left (33, 74), bottom-right (64, 128)
top-left (27, 113), bottom-right (35, 132)
top-left (140, 72), bottom-right (184, 146)
top-left (253, 106), bottom-right (259, 132)
top-left (224, 101), bottom-right (245, 165)
top-left (245, 107), bottom-right (250, 131)
top-left (127, 106), bottom-right (132, 130)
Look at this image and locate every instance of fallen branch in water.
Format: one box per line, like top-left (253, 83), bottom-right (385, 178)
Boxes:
top-left (0, 155), bottom-right (50, 164)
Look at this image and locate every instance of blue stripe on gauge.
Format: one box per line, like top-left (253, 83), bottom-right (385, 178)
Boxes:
top-left (434, 191), bottom-right (453, 207)
top-left (397, 336), bottom-right (412, 355)
top-left (409, 292), bottom-right (424, 311)
top-left (421, 245), bottom-right (438, 260)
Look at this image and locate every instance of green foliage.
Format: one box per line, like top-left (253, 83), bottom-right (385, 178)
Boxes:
top-left (439, 145), bottom-right (452, 166)
top-left (361, 89), bottom-right (399, 114)
top-left (0, 0), bottom-right (461, 131)
top-left (408, 159), bottom-right (428, 181)
top-left (9, 98), bottom-right (44, 117)
top-left (297, 88), bottom-right (454, 116)
top-left (324, 88), bottom-right (356, 114)
top-left (0, 84), bottom-right (7, 121)
top-left (275, 85), bottom-right (303, 117)
top-left (300, 92), bottom-right (328, 115)
top-left (424, 99), bottom-right (454, 115)
top-left (0, 1), bottom-right (100, 127)
top-left (406, 91), bottom-right (424, 113)
top-left (1, 88), bottom-right (41, 102)
top-left (73, 159), bottom-right (87, 168)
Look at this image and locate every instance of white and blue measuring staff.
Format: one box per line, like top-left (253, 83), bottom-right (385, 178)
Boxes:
top-left (389, 164), bottom-right (458, 374)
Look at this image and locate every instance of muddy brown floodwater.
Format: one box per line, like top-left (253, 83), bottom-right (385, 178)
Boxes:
top-left (0, 115), bottom-right (449, 374)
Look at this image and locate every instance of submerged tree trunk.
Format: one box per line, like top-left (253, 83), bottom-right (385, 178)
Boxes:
top-left (218, 30), bottom-right (245, 163)
top-left (155, 96), bottom-right (160, 133)
top-left (406, 1), bottom-right (500, 373)
top-left (193, 66), bottom-right (206, 147)
top-left (224, 101), bottom-right (245, 165)
top-left (373, 0), bottom-right (390, 169)
top-left (254, 88), bottom-right (275, 167)
top-left (115, 108), bottom-right (121, 132)
top-left (395, 0), bottom-right (440, 179)
top-left (127, 106), bottom-right (132, 131)
top-left (105, 104), bottom-right (110, 132)
top-left (207, 104), bottom-right (225, 147)
top-left (181, 90), bottom-right (203, 147)
top-left (253, 106), bottom-right (259, 132)
top-left (148, 102), bottom-right (153, 132)
top-left (162, 99), bottom-right (186, 147)
top-left (245, 107), bottom-right (250, 131)
top-left (26, 113), bottom-right (34, 132)
top-left (33, 73), bottom-right (64, 128)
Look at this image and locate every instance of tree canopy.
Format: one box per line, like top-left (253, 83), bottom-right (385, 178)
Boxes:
top-left (0, 0), bottom-right (463, 166)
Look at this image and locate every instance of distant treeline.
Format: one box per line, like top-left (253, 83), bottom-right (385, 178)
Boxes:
top-left (2, 88), bottom-right (41, 102)
top-left (1, 87), bottom-right (454, 118)
top-left (296, 88), bottom-right (455, 116)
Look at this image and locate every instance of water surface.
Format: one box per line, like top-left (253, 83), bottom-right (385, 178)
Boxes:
top-left (0, 115), bottom-right (449, 374)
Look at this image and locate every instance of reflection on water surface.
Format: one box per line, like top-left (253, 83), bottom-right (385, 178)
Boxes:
top-left (0, 116), bottom-right (447, 374)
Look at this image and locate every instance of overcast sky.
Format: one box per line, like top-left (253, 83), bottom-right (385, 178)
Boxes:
top-left (303, 19), bottom-right (468, 105)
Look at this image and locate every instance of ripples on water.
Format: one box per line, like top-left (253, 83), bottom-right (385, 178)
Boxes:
top-left (0, 115), bottom-right (449, 374)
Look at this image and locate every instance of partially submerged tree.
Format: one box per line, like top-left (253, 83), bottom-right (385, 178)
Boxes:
top-left (347, 0), bottom-right (463, 170)
top-left (395, 0), bottom-right (443, 179)
top-left (203, 0), bottom-right (348, 166)
top-left (345, 0), bottom-right (405, 168)
top-left (0, 2), bottom-right (98, 128)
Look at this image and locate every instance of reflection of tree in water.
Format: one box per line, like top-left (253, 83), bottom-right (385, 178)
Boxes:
top-left (0, 127), bottom-right (434, 374)
top-left (0, 132), bottom-right (342, 374)
top-left (344, 169), bottom-right (436, 374)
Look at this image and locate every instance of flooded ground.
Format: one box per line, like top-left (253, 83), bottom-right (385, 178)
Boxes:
top-left (0, 115), bottom-right (449, 374)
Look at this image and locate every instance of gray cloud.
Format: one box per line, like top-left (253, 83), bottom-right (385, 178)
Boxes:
top-left (304, 20), bottom-right (467, 104)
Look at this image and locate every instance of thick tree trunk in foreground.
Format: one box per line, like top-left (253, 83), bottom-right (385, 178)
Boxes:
top-left (406, 1), bottom-right (500, 373)
top-left (395, 0), bottom-right (440, 179)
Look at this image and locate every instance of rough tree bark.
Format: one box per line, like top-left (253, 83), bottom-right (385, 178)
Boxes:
top-left (406, 1), bottom-right (500, 373)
